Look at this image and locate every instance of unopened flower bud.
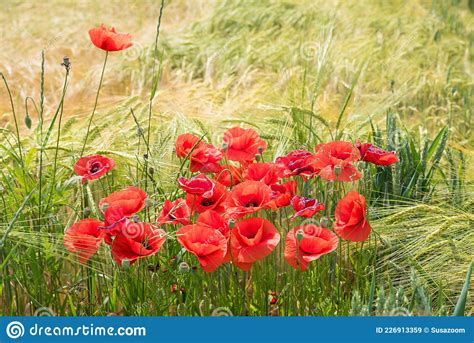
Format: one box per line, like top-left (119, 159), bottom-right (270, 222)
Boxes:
top-left (228, 219), bottom-right (235, 229)
top-left (131, 215), bottom-right (140, 223)
top-left (25, 114), bottom-right (32, 129)
top-left (179, 262), bottom-right (190, 273)
top-left (258, 146), bottom-right (264, 154)
top-left (296, 229), bottom-right (304, 241)
top-left (83, 207), bottom-right (91, 217)
top-left (149, 167), bottom-right (154, 175)
top-left (222, 143), bottom-right (228, 151)
top-left (101, 202), bottom-right (109, 212)
top-left (334, 165), bottom-right (342, 177)
top-left (122, 259), bottom-right (130, 269)
top-left (61, 56), bottom-right (71, 72)
top-left (320, 217), bottom-right (329, 228)
top-left (255, 154), bottom-right (261, 162)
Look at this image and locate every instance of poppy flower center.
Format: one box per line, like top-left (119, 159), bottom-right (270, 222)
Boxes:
top-left (201, 199), bottom-right (214, 206)
top-left (90, 162), bottom-right (103, 174)
top-left (245, 201), bottom-right (258, 207)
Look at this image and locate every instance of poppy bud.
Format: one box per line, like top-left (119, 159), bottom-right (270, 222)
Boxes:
top-left (269, 296), bottom-right (277, 305)
top-left (258, 146), bottom-right (264, 154)
top-left (145, 198), bottom-right (153, 208)
top-left (122, 259), bottom-right (130, 269)
top-left (334, 165), bottom-right (342, 177)
top-left (228, 219), bottom-right (235, 229)
top-left (131, 215), bottom-right (140, 223)
top-left (137, 127), bottom-right (144, 136)
top-left (296, 229), bottom-right (304, 241)
top-left (61, 56), bottom-right (71, 72)
top-left (222, 143), bottom-right (228, 151)
top-left (179, 262), bottom-right (190, 273)
top-left (255, 154), bottom-right (261, 162)
top-left (149, 167), bottom-right (154, 175)
top-left (25, 113), bottom-right (32, 129)
top-left (101, 202), bottom-right (109, 212)
top-left (171, 284), bottom-right (178, 293)
top-left (320, 217), bottom-right (329, 228)
top-left (83, 207), bottom-right (91, 217)
top-left (143, 153), bottom-right (149, 160)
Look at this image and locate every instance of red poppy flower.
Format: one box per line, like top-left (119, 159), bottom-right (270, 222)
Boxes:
top-left (64, 219), bottom-right (104, 263)
top-left (290, 196), bottom-right (325, 221)
top-left (186, 180), bottom-right (227, 214)
top-left (313, 141), bottom-right (361, 182)
top-left (356, 142), bottom-right (398, 166)
top-left (89, 24), bottom-right (133, 52)
top-left (284, 225), bottom-right (338, 271)
top-left (275, 149), bottom-right (318, 179)
top-left (196, 210), bottom-right (230, 239)
top-left (99, 186), bottom-right (147, 217)
top-left (156, 198), bottom-right (191, 226)
top-left (175, 134), bottom-right (203, 158)
top-left (178, 174), bottom-right (214, 198)
top-left (222, 127), bottom-right (267, 163)
top-left (214, 164), bottom-right (243, 187)
top-left (74, 155), bottom-right (115, 182)
top-left (333, 191), bottom-right (371, 242)
top-left (101, 206), bottom-right (128, 245)
top-left (189, 143), bottom-right (223, 173)
top-left (231, 218), bottom-right (280, 271)
top-left (224, 180), bottom-right (273, 218)
top-left (111, 222), bottom-right (166, 265)
top-left (268, 181), bottom-right (297, 208)
top-left (243, 162), bottom-right (281, 185)
top-left (176, 224), bottom-right (228, 272)
top-left (196, 210), bottom-right (232, 263)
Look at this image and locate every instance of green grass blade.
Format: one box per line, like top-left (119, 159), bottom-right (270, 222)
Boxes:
top-left (453, 262), bottom-right (473, 316)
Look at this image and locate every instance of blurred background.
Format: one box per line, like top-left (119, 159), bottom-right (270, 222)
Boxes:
top-left (0, 0), bottom-right (471, 137)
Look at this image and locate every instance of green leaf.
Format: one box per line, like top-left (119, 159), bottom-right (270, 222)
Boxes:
top-left (453, 262), bottom-right (473, 316)
top-left (426, 126), bottom-right (448, 161)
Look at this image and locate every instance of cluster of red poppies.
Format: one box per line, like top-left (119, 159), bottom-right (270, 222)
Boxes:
top-left (65, 126), bottom-right (398, 272)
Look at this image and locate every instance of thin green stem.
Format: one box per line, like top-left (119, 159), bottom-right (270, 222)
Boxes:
top-left (0, 72), bottom-right (24, 169)
top-left (45, 70), bottom-right (69, 213)
top-left (80, 51), bottom-right (109, 157)
top-left (38, 50), bottom-right (46, 228)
